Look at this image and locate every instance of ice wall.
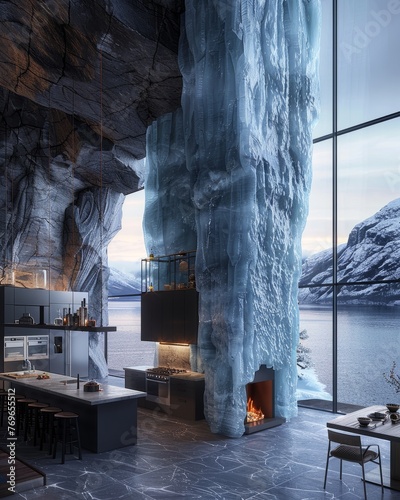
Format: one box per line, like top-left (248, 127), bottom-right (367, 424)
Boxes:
top-left (144, 0), bottom-right (320, 437)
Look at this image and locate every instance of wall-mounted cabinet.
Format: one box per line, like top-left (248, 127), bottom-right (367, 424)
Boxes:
top-left (141, 251), bottom-right (199, 344)
top-left (141, 289), bottom-right (199, 344)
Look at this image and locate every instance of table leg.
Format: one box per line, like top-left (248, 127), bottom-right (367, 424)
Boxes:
top-left (390, 441), bottom-right (400, 482)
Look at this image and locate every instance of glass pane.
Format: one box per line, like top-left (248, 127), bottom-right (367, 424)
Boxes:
top-left (338, 0), bottom-right (400, 130)
top-left (298, 294), bottom-right (333, 411)
top-left (337, 119), bottom-right (400, 270)
top-left (313, 0), bottom-right (333, 139)
top-left (302, 140), bottom-right (333, 265)
top-left (337, 284), bottom-right (400, 408)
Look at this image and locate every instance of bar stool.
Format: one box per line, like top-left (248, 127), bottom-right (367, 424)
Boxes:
top-left (0, 390), bottom-right (8, 426)
top-left (26, 402), bottom-right (49, 445)
top-left (39, 406), bottom-right (62, 453)
top-left (16, 398), bottom-right (37, 437)
top-left (0, 392), bottom-right (24, 426)
top-left (52, 412), bottom-right (82, 464)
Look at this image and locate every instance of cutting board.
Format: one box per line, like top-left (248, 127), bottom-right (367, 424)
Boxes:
top-left (4, 372), bottom-right (39, 379)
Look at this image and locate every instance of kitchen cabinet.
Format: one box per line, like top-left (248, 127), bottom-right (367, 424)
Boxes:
top-left (0, 286), bottom-right (116, 376)
top-left (170, 374), bottom-right (205, 421)
top-left (124, 366), bottom-right (159, 409)
top-left (141, 289), bottom-right (199, 344)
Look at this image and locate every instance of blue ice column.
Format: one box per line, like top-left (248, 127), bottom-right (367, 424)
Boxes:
top-left (143, 108), bottom-right (197, 259)
top-left (179, 0), bottom-right (320, 436)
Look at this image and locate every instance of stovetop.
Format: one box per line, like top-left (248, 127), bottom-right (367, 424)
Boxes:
top-left (147, 367), bottom-right (188, 376)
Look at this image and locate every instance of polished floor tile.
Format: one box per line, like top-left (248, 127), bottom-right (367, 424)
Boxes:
top-left (0, 378), bottom-right (396, 499)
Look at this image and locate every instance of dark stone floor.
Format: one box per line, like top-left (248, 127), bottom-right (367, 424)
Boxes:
top-left (1, 377), bottom-right (396, 499)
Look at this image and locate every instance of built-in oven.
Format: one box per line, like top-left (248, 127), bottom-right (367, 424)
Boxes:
top-left (146, 370), bottom-right (170, 406)
top-left (4, 336), bottom-right (26, 363)
top-left (27, 335), bottom-right (49, 359)
top-left (145, 367), bottom-right (187, 406)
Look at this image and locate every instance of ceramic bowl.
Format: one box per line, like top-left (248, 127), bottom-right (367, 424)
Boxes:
top-left (386, 404), bottom-right (400, 413)
top-left (357, 416), bottom-right (372, 426)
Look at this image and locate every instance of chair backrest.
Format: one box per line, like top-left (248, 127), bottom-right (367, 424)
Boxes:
top-left (327, 430), bottom-right (362, 447)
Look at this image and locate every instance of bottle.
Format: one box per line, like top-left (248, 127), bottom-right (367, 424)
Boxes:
top-left (54, 309), bottom-right (63, 326)
top-left (73, 310), bottom-right (79, 327)
top-left (63, 308), bottom-right (68, 325)
top-left (66, 307), bottom-right (73, 326)
top-left (82, 298), bottom-right (88, 326)
top-left (23, 359), bottom-right (32, 373)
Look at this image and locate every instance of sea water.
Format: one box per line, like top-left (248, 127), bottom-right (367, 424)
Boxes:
top-left (300, 304), bottom-right (400, 406)
top-left (107, 300), bottom-right (156, 371)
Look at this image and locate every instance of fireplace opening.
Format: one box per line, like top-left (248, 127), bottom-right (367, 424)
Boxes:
top-left (244, 365), bottom-right (285, 435)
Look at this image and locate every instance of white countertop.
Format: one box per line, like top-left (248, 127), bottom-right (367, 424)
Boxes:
top-left (0, 371), bottom-right (146, 406)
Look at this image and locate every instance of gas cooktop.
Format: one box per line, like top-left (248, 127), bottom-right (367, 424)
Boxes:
top-left (146, 367), bottom-right (188, 376)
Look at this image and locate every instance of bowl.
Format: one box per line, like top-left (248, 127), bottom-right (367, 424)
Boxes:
top-left (357, 416), bottom-right (372, 427)
top-left (386, 404), bottom-right (400, 413)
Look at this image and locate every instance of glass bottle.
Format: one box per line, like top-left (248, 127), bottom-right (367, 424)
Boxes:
top-left (54, 309), bottom-right (63, 326)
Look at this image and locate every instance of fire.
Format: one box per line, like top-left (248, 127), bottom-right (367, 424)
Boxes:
top-left (246, 397), bottom-right (264, 423)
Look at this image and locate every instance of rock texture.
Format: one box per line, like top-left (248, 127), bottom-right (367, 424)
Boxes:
top-left (299, 198), bottom-right (400, 305)
top-left (0, 0), bottom-right (183, 377)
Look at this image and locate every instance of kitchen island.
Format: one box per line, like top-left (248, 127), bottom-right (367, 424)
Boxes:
top-left (0, 372), bottom-right (146, 453)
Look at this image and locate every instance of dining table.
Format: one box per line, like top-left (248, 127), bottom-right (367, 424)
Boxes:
top-left (327, 404), bottom-right (400, 490)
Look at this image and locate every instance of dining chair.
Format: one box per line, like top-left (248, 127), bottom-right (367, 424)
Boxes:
top-left (324, 429), bottom-right (383, 499)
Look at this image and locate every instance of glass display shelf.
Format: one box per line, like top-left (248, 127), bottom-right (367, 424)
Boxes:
top-left (141, 250), bottom-right (196, 293)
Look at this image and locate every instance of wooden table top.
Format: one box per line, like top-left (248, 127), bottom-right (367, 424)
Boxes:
top-left (327, 405), bottom-right (400, 442)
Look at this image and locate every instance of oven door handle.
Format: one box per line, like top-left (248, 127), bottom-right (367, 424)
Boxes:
top-left (146, 379), bottom-right (169, 384)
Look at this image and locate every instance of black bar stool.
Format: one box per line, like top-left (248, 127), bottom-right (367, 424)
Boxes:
top-left (0, 392), bottom-right (24, 426)
top-left (0, 390), bottom-right (8, 426)
top-left (39, 406), bottom-right (63, 453)
top-left (52, 411), bottom-right (82, 464)
top-left (16, 398), bottom-right (37, 437)
top-left (26, 402), bottom-right (49, 445)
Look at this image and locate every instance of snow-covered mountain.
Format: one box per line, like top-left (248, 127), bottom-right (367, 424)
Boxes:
top-left (108, 267), bottom-right (141, 298)
top-left (299, 198), bottom-right (400, 306)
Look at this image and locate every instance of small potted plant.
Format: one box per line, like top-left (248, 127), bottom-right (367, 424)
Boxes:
top-left (383, 361), bottom-right (400, 393)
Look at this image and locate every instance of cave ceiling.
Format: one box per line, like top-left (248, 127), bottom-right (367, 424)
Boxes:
top-left (0, 0), bottom-right (184, 193)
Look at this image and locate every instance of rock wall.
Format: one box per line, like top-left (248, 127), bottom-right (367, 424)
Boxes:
top-left (0, 0), bottom-right (184, 377)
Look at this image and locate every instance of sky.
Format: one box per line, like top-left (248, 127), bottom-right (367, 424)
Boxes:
top-left (108, 189), bottom-right (146, 274)
top-left (108, 0), bottom-right (400, 272)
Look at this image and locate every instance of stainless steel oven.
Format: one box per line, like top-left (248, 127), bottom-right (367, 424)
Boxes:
top-left (4, 336), bottom-right (26, 363)
top-left (27, 335), bottom-right (49, 360)
top-left (146, 370), bottom-right (170, 405)
top-left (145, 367), bottom-right (188, 406)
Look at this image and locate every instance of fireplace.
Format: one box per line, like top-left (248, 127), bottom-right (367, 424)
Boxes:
top-left (244, 365), bottom-right (285, 435)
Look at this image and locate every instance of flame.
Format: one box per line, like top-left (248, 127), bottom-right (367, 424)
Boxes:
top-left (246, 397), bottom-right (264, 423)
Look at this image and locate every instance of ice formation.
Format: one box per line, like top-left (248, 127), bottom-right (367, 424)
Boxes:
top-left (144, 0), bottom-right (320, 437)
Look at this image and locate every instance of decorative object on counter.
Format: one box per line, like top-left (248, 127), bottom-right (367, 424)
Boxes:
top-left (367, 411), bottom-right (386, 421)
top-left (383, 361), bottom-right (400, 393)
top-left (54, 309), bottom-right (63, 326)
top-left (77, 373), bottom-right (80, 389)
top-left (390, 412), bottom-right (400, 423)
top-left (386, 403), bottom-right (400, 413)
top-left (83, 380), bottom-right (100, 392)
top-left (357, 416), bottom-right (372, 427)
top-left (37, 373), bottom-right (50, 380)
top-left (188, 273), bottom-right (196, 289)
top-left (22, 358), bottom-right (32, 373)
top-left (19, 312), bottom-right (34, 325)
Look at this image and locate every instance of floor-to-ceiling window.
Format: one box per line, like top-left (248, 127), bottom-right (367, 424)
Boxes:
top-left (299, 0), bottom-right (400, 412)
